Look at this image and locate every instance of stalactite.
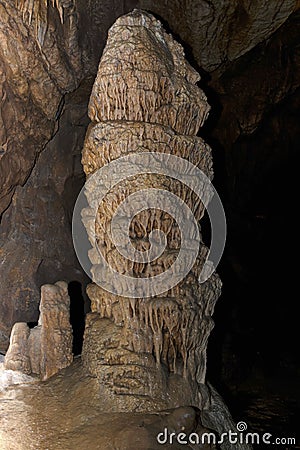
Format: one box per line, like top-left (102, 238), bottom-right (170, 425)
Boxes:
top-left (16, 0), bottom-right (66, 45)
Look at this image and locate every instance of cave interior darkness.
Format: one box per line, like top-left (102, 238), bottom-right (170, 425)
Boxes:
top-left (0, 0), bottom-right (299, 444)
top-left (204, 75), bottom-right (300, 438)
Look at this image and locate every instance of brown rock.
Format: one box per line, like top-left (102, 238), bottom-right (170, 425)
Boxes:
top-left (39, 281), bottom-right (73, 381)
top-left (137, 0), bottom-right (298, 72)
top-left (1, 0), bottom-right (298, 359)
top-left (0, 2), bottom-right (90, 349)
top-left (4, 281), bottom-right (73, 380)
top-left (0, 84), bottom-right (90, 351)
top-left (88, 10), bottom-right (210, 135)
top-left (82, 121), bottom-right (213, 177)
top-left (4, 322), bottom-right (31, 374)
top-left (82, 314), bottom-right (201, 412)
top-left (80, 10), bottom-right (221, 411)
top-left (27, 326), bottom-right (41, 375)
top-left (0, 0), bottom-right (82, 216)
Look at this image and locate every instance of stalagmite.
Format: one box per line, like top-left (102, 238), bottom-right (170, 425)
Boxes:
top-left (4, 281), bottom-right (73, 380)
top-left (81, 9), bottom-right (222, 410)
top-left (4, 323), bottom-right (31, 374)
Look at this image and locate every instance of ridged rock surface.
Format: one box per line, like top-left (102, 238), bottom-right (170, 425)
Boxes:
top-left (0, 82), bottom-right (91, 351)
top-left (4, 281), bottom-right (73, 380)
top-left (0, 0), bottom-right (89, 350)
top-left (1, 0), bottom-right (299, 355)
top-left (0, 0), bottom-right (82, 216)
top-left (88, 15), bottom-right (210, 135)
top-left (137, 0), bottom-right (298, 72)
top-left (3, 323), bottom-right (31, 374)
top-left (81, 10), bottom-right (221, 411)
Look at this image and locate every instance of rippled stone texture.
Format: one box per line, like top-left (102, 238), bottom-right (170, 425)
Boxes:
top-left (1, 0), bottom-right (298, 357)
top-left (0, 358), bottom-right (219, 449)
top-left (0, 0), bottom-right (87, 351)
top-left (81, 10), bottom-right (222, 411)
top-left (137, 0), bottom-right (298, 72)
top-left (4, 281), bottom-right (73, 380)
top-left (4, 323), bottom-right (31, 374)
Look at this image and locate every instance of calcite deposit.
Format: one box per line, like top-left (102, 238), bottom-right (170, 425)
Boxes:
top-left (81, 10), bottom-right (222, 410)
top-left (137, 0), bottom-right (298, 73)
top-left (4, 281), bottom-right (73, 380)
top-left (1, 0), bottom-right (298, 358)
top-left (3, 323), bottom-right (31, 374)
top-left (0, 0), bottom-right (87, 350)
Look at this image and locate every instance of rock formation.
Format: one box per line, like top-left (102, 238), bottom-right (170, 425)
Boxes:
top-left (0, 2), bottom-right (298, 447)
top-left (0, 0), bottom-right (88, 350)
top-left (1, 0), bottom-right (298, 358)
top-left (137, 0), bottom-right (298, 73)
top-left (0, 83), bottom-right (91, 352)
top-left (3, 323), bottom-right (31, 374)
top-left (4, 281), bottom-right (73, 380)
top-left (80, 10), bottom-right (222, 412)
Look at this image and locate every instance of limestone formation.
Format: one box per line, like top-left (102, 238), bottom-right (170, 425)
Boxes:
top-left (4, 323), bottom-right (31, 374)
top-left (38, 281), bottom-right (73, 380)
top-left (81, 10), bottom-right (222, 411)
top-left (1, 0), bottom-right (298, 356)
top-left (137, 0), bottom-right (298, 73)
top-left (0, 0), bottom-right (87, 350)
top-left (4, 281), bottom-right (73, 380)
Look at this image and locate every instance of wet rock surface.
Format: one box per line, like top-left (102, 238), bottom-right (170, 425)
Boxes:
top-left (0, 359), bottom-right (217, 450)
top-left (2, 358), bottom-right (297, 449)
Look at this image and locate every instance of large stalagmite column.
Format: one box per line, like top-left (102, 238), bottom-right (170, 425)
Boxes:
top-left (80, 10), bottom-right (222, 412)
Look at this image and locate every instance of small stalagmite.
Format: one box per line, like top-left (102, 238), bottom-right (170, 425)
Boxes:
top-left (81, 9), bottom-right (222, 411)
top-left (4, 281), bottom-right (73, 380)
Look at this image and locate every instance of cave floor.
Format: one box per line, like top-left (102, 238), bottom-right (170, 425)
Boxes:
top-left (1, 358), bottom-right (299, 449)
top-left (0, 359), bottom-right (204, 450)
top-left (227, 369), bottom-right (300, 448)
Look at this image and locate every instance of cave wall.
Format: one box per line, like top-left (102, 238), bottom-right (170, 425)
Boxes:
top-left (137, 0), bottom-right (298, 73)
top-left (0, 0), bottom-right (137, 349)
top-left (0, 0), bottom-right (299, 387)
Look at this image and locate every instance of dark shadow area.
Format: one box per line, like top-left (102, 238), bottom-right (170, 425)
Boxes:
top-left (206, 86), bottom-right (300, 440)
top-left (68, 281), bottom-right (85, 355)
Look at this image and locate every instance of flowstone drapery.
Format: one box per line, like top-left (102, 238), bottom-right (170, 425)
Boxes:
top-left (80, 10), bottom-right (222, 410)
